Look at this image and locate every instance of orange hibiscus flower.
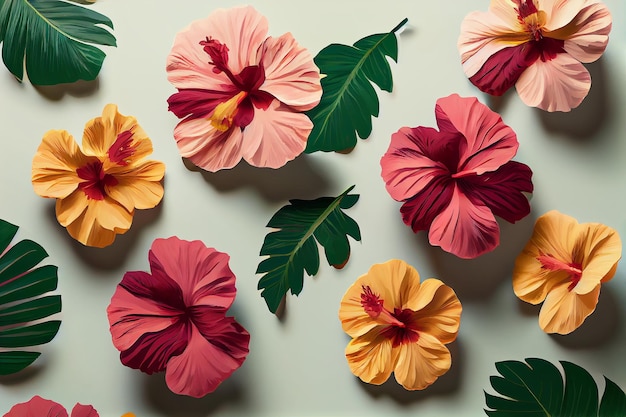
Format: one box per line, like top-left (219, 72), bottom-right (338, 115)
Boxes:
top-left (513, 210), bottom-right (621, 334)
top-left (339, 260), bottom-right (462, 390)
top-left (32, 104), bottom-right (165, 248)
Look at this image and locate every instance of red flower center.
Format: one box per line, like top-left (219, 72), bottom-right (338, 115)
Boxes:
top-left (359, 286), bottom-right (419, 346)
top-left (108, 130), bottom-right (135, 166)
top-left (537, 253), bottom-right (583, 291)
top-left (77, 160), bottom-right (118, 200)
top-left (200, 37), bottom-right (275, 131)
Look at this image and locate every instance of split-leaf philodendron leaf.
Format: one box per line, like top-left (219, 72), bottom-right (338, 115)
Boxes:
top-left (485, 358), bottom-right (626, 417)
top-left (0, 0), bottom-right (116, 85)
top-left (0, 219), bottom-right (61, 375)
top-left (304, 18), bottom-right (407, 153)
top-left (257, 185), bottom-right (361, 313)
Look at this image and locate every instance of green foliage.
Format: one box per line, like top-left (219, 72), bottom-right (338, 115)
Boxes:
top-left (0, 219), bottom-right (61, 375)
top-left (485, 358), bottom-right (626, 417)
top-left (0, 0), bottom-right (116, 85)
top-left (304, 18), bottom-right (406, 153)
top-left (256, 186), bottom-right (361, 313)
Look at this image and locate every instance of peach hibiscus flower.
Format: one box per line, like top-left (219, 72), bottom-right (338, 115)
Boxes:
top-left (513, 210), bottom-right (621, 334)
top-left (166, 6), bottom-right (322, 172)
top-left (380, 94), bottom-right (533, 259)
top-left (107, 237), bottom-right (250, 398)
top-left (31, 104), bottom-right (165, 248)
top-left (458, 0), bottom-right (612, 112)
top-left (339, 260), bottom-right (462, 390)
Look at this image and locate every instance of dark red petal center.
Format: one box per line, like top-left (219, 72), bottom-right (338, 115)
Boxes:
top-left (537, 253), bottom-right (583, 291)
top-left (77, 160), bottom-right (118, 200)
top-left (381, 308), bottom-right (420, 347)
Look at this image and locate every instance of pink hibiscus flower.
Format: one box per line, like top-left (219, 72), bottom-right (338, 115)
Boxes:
top-left (3, 396), bottom-right (99, 417)
top-left (106, 237), bottom-right (250, 398)
top-left (166, 6), bottom-right (322, 171)
top-left (458, 0), bottom-right (612, 112)
top-left (380, 94), bottom-right (533, 259)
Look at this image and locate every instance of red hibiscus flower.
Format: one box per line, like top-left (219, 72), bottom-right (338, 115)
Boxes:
top-left (380, 94), bottom-right (533, 259)
top-left (107, 237), bottom-right (250, 398)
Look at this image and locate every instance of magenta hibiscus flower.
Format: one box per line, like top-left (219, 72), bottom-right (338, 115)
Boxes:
top-left (166, 6), bottom-right (322, 171)
top-left (2, 396), bottom-right (101, 417)
top-left (106, 237), bottom-right (250, 398)
top-left (380, 94), bottom-right (533, 259)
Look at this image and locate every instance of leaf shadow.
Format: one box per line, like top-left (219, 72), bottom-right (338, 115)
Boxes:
top-left (424, 213), bottom-right (537, 302)
top-left (358, 338), bottom-right (464, 404)
top-left (43, 198), bottom-right (164, 271)
top-left (549, 285), bottom-right (621, 350)
top-left (0, 362), bottom-right (47, 386)
top-left (34, 78), bottom-right (100, 101)
top-left (141, 366), bottom-right (249, 417)
top-left (182, 154), bottom-right (333, 203)
top-left (536, 58), bottom-right (609, 141)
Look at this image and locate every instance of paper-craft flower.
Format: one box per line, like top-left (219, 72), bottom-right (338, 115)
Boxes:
top-left (31, 104), bottom-right (165, 248)
top-left (2, 395), bottom-right (134, 417)
top-left (513, 210), bottom-right (621, 334)
top-left (107, 237), bottom-right (250, 398)
top-left (458, 0), bottom-right (612, 112)
top-left (338, 260), bottom-right (462, 390)
top-left (166, 6), bottom-right (322, 171)
top-left (380, 94), bottom-right (533, 259)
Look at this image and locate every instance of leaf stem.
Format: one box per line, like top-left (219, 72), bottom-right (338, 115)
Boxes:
top-left (391, 18), bottom-right (409, 34)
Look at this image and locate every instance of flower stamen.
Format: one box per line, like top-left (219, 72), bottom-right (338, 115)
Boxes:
top-left (360, 285), bottom-right (405, 327)
top-left (536, 253), bottom-right (583, 291)
top-left (209, 91), bottom-right (248, 131)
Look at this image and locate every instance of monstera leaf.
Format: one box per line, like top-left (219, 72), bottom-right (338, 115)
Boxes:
top-left (0, 0), bottom-right (116, 85)
top-left (485, 358), bottom-right (626, 417)
top-left (257, 186), bottom-right (361, 313)
top-left (0, 219), bottom-right (61, 375)
top-left (304, 18), bottom-right (407, 153)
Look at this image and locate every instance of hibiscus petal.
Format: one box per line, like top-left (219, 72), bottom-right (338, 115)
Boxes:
top-left (32, 130), bottom-right (89, 199)
top-left (257, 33), bottom-right (322, 111)
top-left (513, 211), bottom-right (581, 304)
top-left (345, 327), bottom-right (396, 385)
top-left (538, 282), bottom-right (600, 334)
top-left (515, 52), bottom-right (591, 111)
top-left (82, 104), bottom-right (138, 158)
top-left (393, 332), bottom-right (451, 391)
top-left (167, 88), bottom-right (238, 120)
top-left (429, 185), bottom-right (500, 259)
top-left (148, 237), bottom-right (237, 309)
top-left (380, 126), bottom-right (453, 202)
top-left (174, 117), bottom-right (245, 172)
top-left (3, 396), bottom-right (68, 417)
top-left (460, 161), bottom-right (533, 223)
top-left (574, 222), bottom-right (621, 294)
top-left (548, 2), bottom-right (612, 63)
top-left (106, 161), bottom-right (165, 211)
top-left (64, 198), bottom-right (132, 247)
top-left (120, 319), bottom-right (189, 374)
top-left (165, 313), bottom-right (249, 398)
top-left (410, 279), bottom-right (461, 344)
top-left (458, 8), bottom-right (529, 79)
top-left (107, 274), bottom-right (184, 352)
top-left (399, 176), bottom-right (454, 233)
top-left (435, 95), bottom-right (519, 175)
top-left (542, 0), bottom-right (595, 32)
top-left (240, 101), bottom-right (311, 169)
top-left (70, 404), bottom-right (98, 417)
top-left (55, 191), bottom-right (88, 227)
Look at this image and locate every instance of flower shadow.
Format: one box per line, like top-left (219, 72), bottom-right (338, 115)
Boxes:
top-left (549, 284), bottom-right (621, 349)
top-left (536, 58), bottom-right (609, 141)
top-left (44, 199), bottom-right (164, 271)
top-left (141, 368), bottom-right (249, 417)
top-left (425, 213), bottom-right (537, 302)
top-left (182, 154), bottom-right (333, 203)
top-left (34, 78), bottom-right (100, 101)
top-left (358, 338), bottom-right (464, 405)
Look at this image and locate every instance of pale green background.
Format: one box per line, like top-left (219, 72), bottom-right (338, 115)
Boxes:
top-left (0, 1), bottom-right (625, 416)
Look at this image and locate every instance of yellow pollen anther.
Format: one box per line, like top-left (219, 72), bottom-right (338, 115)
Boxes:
top-left (209, 91), bottom-right (247, 131)
top-left (523, 10), bottom-right (547, 40)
